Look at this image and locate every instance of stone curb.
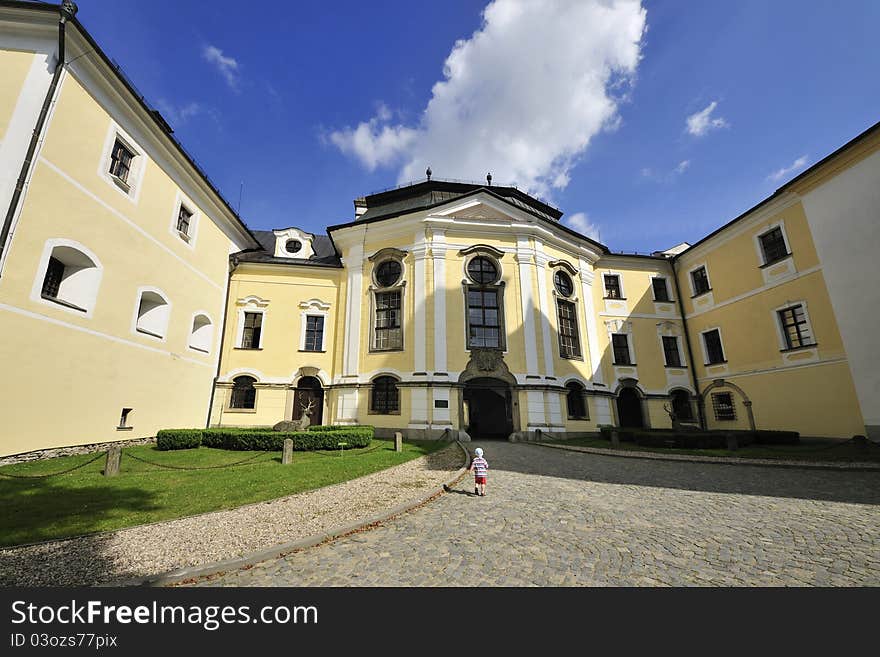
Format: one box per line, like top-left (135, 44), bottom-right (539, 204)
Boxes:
top-left (103, 441), bottom-right (471, 588)
top-left (533, 441), bottom-right (880, 471)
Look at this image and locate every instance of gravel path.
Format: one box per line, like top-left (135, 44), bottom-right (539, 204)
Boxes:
top-left (0, 445), bottom-right (464, 587)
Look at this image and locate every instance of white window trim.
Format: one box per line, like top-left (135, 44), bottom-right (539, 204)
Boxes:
top-left (98, 121), bottom-right (147, 204)
top-left (610, 332), bottom-right (636, 365)
top-left (753, 220), bottom-right (793, 267)
top-left (187, 310), bottom-right (214, 355)
top-left (651, 275), bottom-right (672, 302)
top-left (169, 190), bottom-right (200, 250)
top-left (30, 238), bottom-right (104, 318)
top-left (299, 301), bottom-right (330, 352)
top-left (602, 270), bottom-right (625, 299)
top-left (130, 285), bottom-right (172, 342)
top-left (370, 258), bottom-right (407, 353)
top-left (236, 308), bottom-right (266, 349)
top-left (772, 299), bottom-right (817, 352)
top-left (700, 326), bottom-right (727, 365)
top-left (554, 295), bottom-right (583, 360)
top-left (688, 263), bottom-right (712, 297)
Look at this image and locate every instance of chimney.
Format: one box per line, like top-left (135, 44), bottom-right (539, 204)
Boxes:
top-left (354, 197), bottom-right (367, 219)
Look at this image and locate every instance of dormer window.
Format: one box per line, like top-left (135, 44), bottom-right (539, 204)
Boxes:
top-left (273, 228), bottom-right (314, 259)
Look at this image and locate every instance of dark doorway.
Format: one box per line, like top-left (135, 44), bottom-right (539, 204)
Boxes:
top-left (616, 387), bottom-right (644, 428)
top-left (671, 389), bottom-right (694, 422)
top-left (293, 376), bottom-right (324, 426)
top-left (463, 377), bottom-right (513, 439)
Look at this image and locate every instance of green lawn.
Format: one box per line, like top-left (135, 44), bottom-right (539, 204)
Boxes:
top-left (0, 439), bottom-right (447, 548)
top-left (549, 436), bottom-right (880, 463)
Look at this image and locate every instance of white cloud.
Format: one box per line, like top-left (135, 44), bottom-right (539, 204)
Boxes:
top-left (202, 45), bottom-right (241, 91)
top-left (155, 100), bottom-right (202, 125)
top-left (674, 159), bottom-right (690, 174)
top-left (564, 212), bottom-right (602, 241)
top-left (641, 159), bottom-right (690, 181)
top-left (329, 0), bottom-right (647, 197)
top-left (686, 101), bottom-right (729, 137)
top-left (767, 155), bottom-right (809, 182)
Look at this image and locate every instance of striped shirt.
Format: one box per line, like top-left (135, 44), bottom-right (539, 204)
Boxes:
top-left (470, 456), bottom-right (489, 477)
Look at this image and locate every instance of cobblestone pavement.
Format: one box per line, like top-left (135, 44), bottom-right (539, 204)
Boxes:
top-left (192, 442), bottom-right (880, 586)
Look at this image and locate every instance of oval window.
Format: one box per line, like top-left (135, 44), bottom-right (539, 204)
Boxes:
top-left (467, 256), bottom-right (499, 285)
top-left (554, 270), bottom-right (574, 297)
top-left (375, 260), bottom-right (402, 287)
top-left (286, 239), bottom-right (302, 254)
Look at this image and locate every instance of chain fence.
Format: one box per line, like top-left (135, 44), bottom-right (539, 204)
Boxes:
top-left (0, 452), bottom-right (106, 479)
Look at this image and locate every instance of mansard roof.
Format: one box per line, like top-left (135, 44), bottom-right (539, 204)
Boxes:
top-left (233, 230), bottom-right (342, 268)
top-left (354, 179), bottom-right (563, 224)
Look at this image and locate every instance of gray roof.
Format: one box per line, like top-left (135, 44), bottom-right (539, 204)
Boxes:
top-left (234, 230), bottom-right (341, 268)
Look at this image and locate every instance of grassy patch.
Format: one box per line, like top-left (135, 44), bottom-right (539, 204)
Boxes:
top-left (0, 439), bottom-right (447, 548)
top-left (552, 436), bottom-right (880, 463)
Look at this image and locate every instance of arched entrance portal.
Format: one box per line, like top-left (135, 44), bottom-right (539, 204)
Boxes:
top-left (463, 377), bottom-right (513, 440)
top-left (293, 376), bottom-right (324, 426)
top-left (616, 387), bottom-right (644, 428)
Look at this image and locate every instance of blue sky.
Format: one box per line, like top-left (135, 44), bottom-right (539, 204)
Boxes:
top-left (71, 0), bottom-right (879, 253)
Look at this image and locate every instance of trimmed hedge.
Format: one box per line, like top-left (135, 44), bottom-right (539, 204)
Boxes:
top-left (156, 426), bottom-right (375, 451)
top-left (156, 429), bottom-right (204, 451)
top-left (307, 424), bottom-right (374, 433)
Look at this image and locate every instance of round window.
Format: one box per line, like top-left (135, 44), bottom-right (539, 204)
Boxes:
top-left (467, 256), bottom-right (499, 285)
top-left (375, 260), bottom-right (402, 287)
top-left (554, 270), bottom-right (574, 297)
top-left (285, 239), bottom-right (302, 254)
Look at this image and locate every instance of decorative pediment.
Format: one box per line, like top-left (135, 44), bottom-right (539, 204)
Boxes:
top-left (458, 244), bottom-right (506, 259)
top-left (604, 319), bottom-right (632, 334)
top-left (272, 227), bottom-right (314, 260)
top-left (236, 295), bottom-right (269, 308)
top-left (459, 349), bottom-right (517, 386)
top-left (656, 320), bottom-right (681, 336)
top-left (368, 247), bottom-right (408, 262)
top-left (549, 259), bottom-right (578, 275)
top-left (298, 298), bottom-right (330, 311)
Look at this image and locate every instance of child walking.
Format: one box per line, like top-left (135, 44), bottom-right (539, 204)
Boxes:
top-left (469, 447), bottom-right (489, 497)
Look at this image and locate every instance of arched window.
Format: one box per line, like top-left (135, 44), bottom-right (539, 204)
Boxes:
top-left (370, 376), bottom-right (399, 414)
top-left (189, 314), bottom-right (213, 353)
top-left (35, 240), bottom-right (103, 314)
top-left (230, 376), bottom-right (257, 409)
top-left (566, 381), bottom-right (588, 419)
top-left (134, 289), bottom-right (171, 339)
top-left (371, 258), bottom-right (404, 352)
top-left (465, 255), bottom-right (505, 350)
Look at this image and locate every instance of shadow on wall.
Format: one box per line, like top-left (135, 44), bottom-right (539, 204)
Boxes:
top-left (0, 478), bottom-right (160, 586)
top-left (466, 440), bottom-right (880, 506)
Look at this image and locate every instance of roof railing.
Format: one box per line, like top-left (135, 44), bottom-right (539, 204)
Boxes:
top-left (363, 176), bottom-right (560, 212)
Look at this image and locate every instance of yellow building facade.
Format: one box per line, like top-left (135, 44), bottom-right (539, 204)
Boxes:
top-left (2, 3), bottom-right (877, 457)
top-left (0, 3), bottom-right (258, 456)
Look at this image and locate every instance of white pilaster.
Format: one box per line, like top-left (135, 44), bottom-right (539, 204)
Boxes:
top-left (342, 243), bottom-right (364, 377)
top-left (432, 229), bottom-right (448, 374)
top-left (579, 257), bottom-right (604, 386)
top-left (409, 387), bottom-right (429, 426)
top-left (526, 390), bottom-right (546, 429)
top-left (516, 236), bottom-right (540, 375)
top-left (413, 230), bottom-right (428, 373)
top-left (534, 240), bottom-right (555, 379)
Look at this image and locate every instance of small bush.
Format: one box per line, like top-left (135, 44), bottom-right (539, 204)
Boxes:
top-left (156, 429), bottom-right (203, 451)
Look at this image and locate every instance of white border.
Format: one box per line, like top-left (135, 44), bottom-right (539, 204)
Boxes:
top-left (97, 120), bottom-right (147, 204)
top-left (187, 310), bottom-right (213, 355)
top-left (700, 326), bottom-right (727, 365)
top-left (29, 237), bottom-right (104, 318)
top-left (130, 285), bottom-right (172, 342)
top-left (168, 190), bottom-right (201, 250)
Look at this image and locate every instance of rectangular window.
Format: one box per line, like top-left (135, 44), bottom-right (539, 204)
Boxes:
top-left (778, 304), bottom-right (814, 350)
top-left (556, 300), bottom-right (581, 359)
top-left (691, 267), bottom-right (710, 296)
top-left (759, 227), bottom-right (789, 265)
top-left (703, 329), bottom-right (725, 364)
top-left (712, 392), bottom-right (736, 421)
top-left (241, 312), bottom-right (262, 349)
top-left (41, 256), bottom-right (65, 299)
top-left (611, 333), bottom-right (631, 365)
top-left (303, 315), bottom-right (324, 351)
top-left (109, 139), bottom-right (134, 184)
top-left (604, 274), bottom-right (622, 299)
top-left (652, 277), bottom-right (670, 302)
top-left (176, 205), bottom-right (193, 236)
top-left (374, 291), bottom-right (402, 350)
top-left (117, 408), bottom-right (133, 430)
top-left (467, 288), bottom-right (502, 349)
top-left (662, 336), bottom-right (683, 367)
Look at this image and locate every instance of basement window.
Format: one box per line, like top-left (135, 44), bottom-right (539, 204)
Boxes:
top-left (117, 408), bottom-right (133, 431)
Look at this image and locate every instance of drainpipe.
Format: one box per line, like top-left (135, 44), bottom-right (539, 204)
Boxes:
top-left (0, 1), bottom-right (78, 276)
top-left (205, 253), bottom-right (237, 429)
top-left (669, 257), bottom-right (706, 428)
